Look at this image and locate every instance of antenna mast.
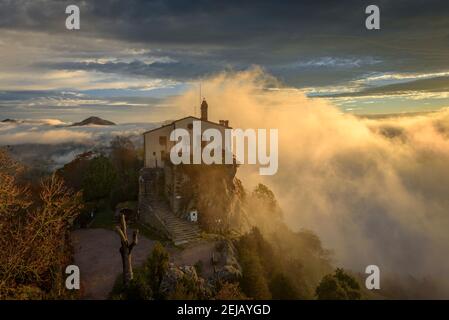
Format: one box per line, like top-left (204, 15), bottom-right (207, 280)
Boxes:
top-left (197, 82), bottom-right (202, 117)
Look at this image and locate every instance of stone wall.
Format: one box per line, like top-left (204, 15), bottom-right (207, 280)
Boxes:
top-left (138, 167), bottom-right (170, 238)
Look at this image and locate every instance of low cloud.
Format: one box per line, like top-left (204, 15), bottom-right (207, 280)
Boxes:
top-left (172, 69), bottom-right (449, 295)
top-left (0, 128), bottom-right (91, 145)
top-left (0, 119), bottom-right (153, 146)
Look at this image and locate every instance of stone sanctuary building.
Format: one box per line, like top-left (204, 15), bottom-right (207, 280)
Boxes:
top-left (138, 99), bottom-right (241, 245)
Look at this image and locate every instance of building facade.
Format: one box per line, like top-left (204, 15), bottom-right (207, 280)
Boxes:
top-left (142, 99), bottom-right (230, 168)
top-left (138, 99), bottom-right (232, 243)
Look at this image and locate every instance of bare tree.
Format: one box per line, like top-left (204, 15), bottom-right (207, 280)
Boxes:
top-left (0, 150), bottom-right (83, 298)
top-left (116, 214), bottom-right (138, 287)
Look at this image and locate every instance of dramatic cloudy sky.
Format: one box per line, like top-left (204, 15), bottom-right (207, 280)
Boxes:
top-left (1, 0), bottom-right (449, 122)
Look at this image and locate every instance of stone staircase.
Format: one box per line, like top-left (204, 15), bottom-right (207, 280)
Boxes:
top-left (152, 200), bottom-right (201, 246)
top-left (139, 167), bottom-right (201, 246)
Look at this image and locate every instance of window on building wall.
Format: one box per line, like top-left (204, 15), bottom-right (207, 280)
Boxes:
top-left (161, 150), bottom-right (166, 160)
top-left (159, 136), bottom-right (167, 145)
top-left (187, 123), bottom-right (193, 130)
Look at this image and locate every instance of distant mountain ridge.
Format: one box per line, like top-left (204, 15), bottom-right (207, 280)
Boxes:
top-left (70, 116), bottom-right (116, 126)
top-left (1, 118), bottom-right (17, 123)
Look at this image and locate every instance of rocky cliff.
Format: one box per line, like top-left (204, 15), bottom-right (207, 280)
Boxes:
top-left (176, 163), bottom-right (249, 234)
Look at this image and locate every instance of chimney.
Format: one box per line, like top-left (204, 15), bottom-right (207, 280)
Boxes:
top-left (219, 120), bottom-right (229, 127)
top-left (201, 98), bottom-right (208, 121)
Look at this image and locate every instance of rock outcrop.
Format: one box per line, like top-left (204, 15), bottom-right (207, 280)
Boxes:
top-left (214, 240), bottom-right (242, 283)
top-left (159, 263), bottom-right (211, 298)
top-left (176, 164), bottom-right (250, 233)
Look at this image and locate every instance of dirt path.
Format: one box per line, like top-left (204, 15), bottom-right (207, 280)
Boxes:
top-left (71, 228), bottom-right (155, 300)
top-left (72, 229), bottom-right (219, 299)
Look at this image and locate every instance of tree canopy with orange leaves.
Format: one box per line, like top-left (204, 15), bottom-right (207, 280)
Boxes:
top-left (0, 149), bottom-right (83, 299)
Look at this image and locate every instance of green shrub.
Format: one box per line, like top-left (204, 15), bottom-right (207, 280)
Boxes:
top-left (167, 275), bottom-right (202, 300)
top-left (214, 282), bottom-right (247, 300)
top-left (194, 260), bottom-right (204, 275)
top-left (239, 250), bottom-right (271, 299)
top-left (110, 273), bottom-right (152, 300)
top-left (315, 268), bottom-right (361, 300)
top-left (269, 273), bottom-right (299, 300)
top-left (143, 242), bottom-right (169, 299)
top-left (82, 156), bottom-right (117, 201)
